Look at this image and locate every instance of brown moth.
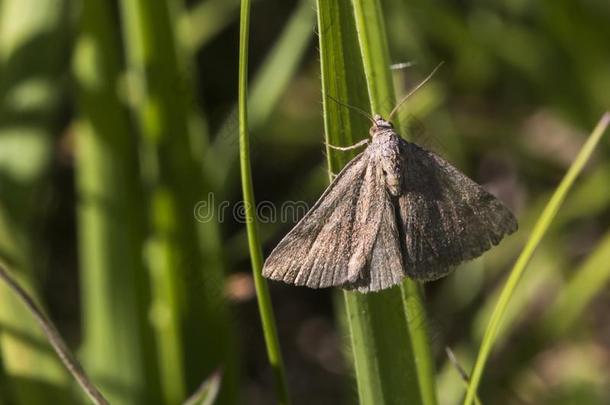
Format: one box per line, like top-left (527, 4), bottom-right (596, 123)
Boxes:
top-left (262, 113), bottom-right (517, 293)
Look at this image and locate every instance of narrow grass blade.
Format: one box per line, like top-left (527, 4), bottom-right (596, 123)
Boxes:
top-left (0, 263), bottom-right (108, 405)
top-left (445, 348), bottom-right (482, 405)
top-left (183, 369), bottom-right (222, 405)
top-left (463, 112), bottom-right (610, 405)
top-left (238, 0), bottom-right (290, 404)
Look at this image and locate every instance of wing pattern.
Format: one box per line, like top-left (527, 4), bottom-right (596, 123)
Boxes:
top-left (398, 141), bottom-right (517, 281)
top-left (263, 150), bottom-right (394, 288)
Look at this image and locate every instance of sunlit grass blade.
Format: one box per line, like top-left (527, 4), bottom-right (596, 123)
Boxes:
top-left (0, 263), bottom-right (108, 405)
top-left (400, 281), bottom-right (438, 405)
top-left (350, 0), bottom-right (394, 115)
top-left (120, 0), bottom-right (238, 403)
top-left (247, 0), bottom-right (315, 128)
top-left (0, 265), bottom-right (71, 405)
top-left (182, 369), bottom-right (222, 405)
top-left (0, 0), bottom-right (74, 403)
top-left (445, 348), bottom-right (482, 405)
top-left (178, 0), bottom-right (240, 51)
top-left (238, 0), bottom-right (290, 404)
top-left (119, 2), bottom-right (186, 401)
top-left (463, 112), bottom-right (610, 405)
top-left (73, 1), bottom-right (161, 403)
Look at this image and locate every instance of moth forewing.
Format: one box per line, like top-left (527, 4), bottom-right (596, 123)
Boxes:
top-left (262, 151), bottom-right (384, 288)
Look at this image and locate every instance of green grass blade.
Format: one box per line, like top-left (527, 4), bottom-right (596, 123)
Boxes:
top-left (0, 0), bottom-right (74, 402)
top-left (182, 369), bottom-right (222, 405)
top-left (119, 2), bottom-right (186, 401)
top-left (350, 0), bottom-right (395, 115)
top-left (120, 0), bottom-right (238, 403)
top-left (317, 2), bottom-right (381, 402)
top-left (73, 0), bottom-right (159, 403)
top-left (445, 348), bottom-right (482, 405)
top-left (317, 0), bottom-right (434, 403)
top-left (238, 1), bottom-right (290, 404)
top-left (463, 112), bottom-right (610, 405)
top-left (247, 0), bottom-right (315, 128)
top-left (178, 0), bottom-right (240, 51)
top-left (351, 1), bottom-right (438, 404)
top-left (543, 229), bottom-right (610, 337)
top-left (400, 281), bottom-right (438, 405)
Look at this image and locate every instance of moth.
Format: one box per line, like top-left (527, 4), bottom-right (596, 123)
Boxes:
top-left (262, 113), bottom-right (517, 293)
top-left (263, 69), bottom-right (517, 292)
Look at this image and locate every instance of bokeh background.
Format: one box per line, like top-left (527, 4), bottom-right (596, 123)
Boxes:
top-left (0, 0), bottom-right (609, 404)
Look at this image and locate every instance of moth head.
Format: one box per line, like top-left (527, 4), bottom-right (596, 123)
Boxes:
top-left (371, 114), bottom-right (394, 136)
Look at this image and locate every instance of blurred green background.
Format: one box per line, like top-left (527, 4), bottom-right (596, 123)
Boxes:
top-left (0, 0), bottom-right (609, 404)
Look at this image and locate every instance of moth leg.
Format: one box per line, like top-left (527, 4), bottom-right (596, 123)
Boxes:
top-left (325, 138), bottom-right (369, 151)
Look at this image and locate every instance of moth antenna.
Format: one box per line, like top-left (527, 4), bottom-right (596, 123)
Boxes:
top-left (388, 61), bottom-right (444, 121)
top-left (325, 94), bottom-right (375, 125)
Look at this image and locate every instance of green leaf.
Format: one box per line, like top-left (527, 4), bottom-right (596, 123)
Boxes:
top-left (463, 112), bottom-right (610, 405)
